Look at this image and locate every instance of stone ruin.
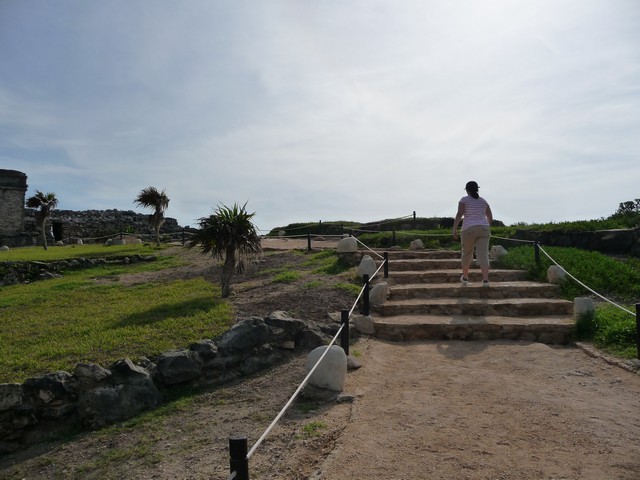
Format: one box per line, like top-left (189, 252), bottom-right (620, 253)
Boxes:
top-left (0, 169), bottom-right (186, 247)
top-left (0, 169), bottom-right (28, 246)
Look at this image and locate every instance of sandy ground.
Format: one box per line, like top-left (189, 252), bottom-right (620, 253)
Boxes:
top-left (311, 338), bottom-right (640, 480)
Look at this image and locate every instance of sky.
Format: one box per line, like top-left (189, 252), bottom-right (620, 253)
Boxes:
top-left (1, 0), bottom-right (639, 233)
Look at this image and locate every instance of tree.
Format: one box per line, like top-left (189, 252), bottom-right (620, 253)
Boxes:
top-left (26, 190), bottom-right (58, 250)
top-left (187, 202), bottom-right (261, 298)
top-left (134, 187), bottom-right (170, 245)
top-left (615, 200), bottom-right (637, 216)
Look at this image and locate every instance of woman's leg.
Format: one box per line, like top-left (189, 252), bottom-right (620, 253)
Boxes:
top-left (475, 226), bottom-right (491, 282)
top-left (460, 228), bottom-right (475, 279)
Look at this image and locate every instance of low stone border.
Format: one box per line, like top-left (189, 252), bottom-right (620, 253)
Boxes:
top-left (0, 255), bottom-right (157, 286)
top-left (0, 311), bottom-right (348, 454)
top-left (574, 342), bottom-right (640, 375)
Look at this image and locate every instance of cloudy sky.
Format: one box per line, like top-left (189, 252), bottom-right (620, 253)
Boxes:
top-left (1, 0), bottom-right (639, 232)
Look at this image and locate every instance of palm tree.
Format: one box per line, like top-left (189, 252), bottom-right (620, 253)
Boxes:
top-left (26, 190), bottom-right (58, 250)
top-left (187, 202), bottom-right (262, 298)
top-left (134, 187), bottom-right (170, 245)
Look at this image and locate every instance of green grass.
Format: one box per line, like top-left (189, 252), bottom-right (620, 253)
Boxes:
top-left (0, 242), bottom-right (168, 261)
top-left (578, 304), bottom-right (638, 359)
top-left (272, 270), bottom-right (301, 283)
top-left (0, 246), bottom-right (361, 384)
top-left (0, 259), bottom-right (233, 383)
top-left (301, 420), bottom-right (327, 437)
top-left (496, 245), bottom-right (640, 301)
top-left (498, 245), bottom-right (639, 359)
top-left (335, 282), bottom-right (363, 296)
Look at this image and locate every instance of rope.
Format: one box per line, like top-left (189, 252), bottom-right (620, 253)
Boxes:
top-left (538, 246), bottom-right (636, 317)
top-left (492, 235), bottom-right (536, 244)
top-left (246, 322), bottom-right (346, 460)
top-left (236, 233), bottom-right (389, 470)
top-left (349, 285), bottom-right (366, 317)
top-left (354, 237), bottom-right (384, 259)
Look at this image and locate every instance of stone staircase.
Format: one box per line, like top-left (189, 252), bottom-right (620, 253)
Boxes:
top-left (370, 249), bottom-right (575, 344)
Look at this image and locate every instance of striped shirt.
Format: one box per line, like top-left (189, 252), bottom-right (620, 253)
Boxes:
top-left (459, 195), bottom-right (490, 229)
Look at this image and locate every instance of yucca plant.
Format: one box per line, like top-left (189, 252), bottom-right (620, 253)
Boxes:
top-left (25, 190), bottom-right (58, 250)
top-left (134, 187), bottom-right (170, 245)
top-left (187, 202), bottom-right (261, 298)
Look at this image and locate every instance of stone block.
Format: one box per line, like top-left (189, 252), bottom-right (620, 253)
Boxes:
top-left (369, 283), bottom-right (388, 306)
top-left (336, 236), bottom-right (357, 253)
top-left (306, 345), bottom-right (347, 392)
top-left (409, 239), bottom-right (425, 250)
top-left (547, 265), bottom-right (566, 284)
top-left (357, 255), bottom-right (377, 278)
top-left (574, 297), bottom-right (595, 319)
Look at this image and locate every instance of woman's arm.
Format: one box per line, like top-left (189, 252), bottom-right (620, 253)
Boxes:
top-left (486, 204), bottom-right (493, 225)
top-left (452, 202), bottom-right (464, 239)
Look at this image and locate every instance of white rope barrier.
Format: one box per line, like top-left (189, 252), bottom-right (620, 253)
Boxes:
top-left (538, 246), bottom-right (636, 317)
top-left (246, 322), bottom-right (345, 460)
top-left (492, 235), bottom-right (536, 244)
top-left (349, 285), bottom-right (366, 318)
top-left (245, 232), bottom-right (390, 463)
top-left (354, 236), bottom-right (384, 259)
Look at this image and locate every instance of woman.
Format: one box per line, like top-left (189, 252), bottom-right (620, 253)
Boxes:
top-left (452, 181), bottom-right (493, 286)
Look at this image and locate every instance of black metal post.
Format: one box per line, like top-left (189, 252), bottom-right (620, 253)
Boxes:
top-left (392, 230), bottom-right (396, 246)
top-left (384, 252), bottom-right (389, 278)
top-left (362, 274), bottom-right (370, 316)
top-left (636, 304), bottom-right (639, 360)
top-left (534, 241), bottom-right (540, 265)
top-left (307, 229), bottom-right (311, 252)
top-left (229, 436), bottom-right (249, 480)
top-left (341, 310), bottom-right (350, 356)
top-left (413, 211), bottom-right (416, 230)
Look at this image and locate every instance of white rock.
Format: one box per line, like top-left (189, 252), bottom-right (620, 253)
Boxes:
top-left (574, 297), bottom-right (595, 318)
top-left (306, 345), bottom-right (347, 392)
top-left (490, 245), bottom-right (508, 260)
top-left (547, 265), bottom-right (566, 284)
top-left (353, 315), bottom-right (375, 335)
top-left (409, 239), bottom-right (425, 250)
top-left (336, 236), bottom-right (357, 253)
top-left (357, 255), bottom-right (377, 279)
top-left (369, 282), bottom-right (388, 306)
top-left (0, 245), bottom-right (9, 252)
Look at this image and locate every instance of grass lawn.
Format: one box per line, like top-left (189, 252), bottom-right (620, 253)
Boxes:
top-left (0, 244), bottom-right (234, 383)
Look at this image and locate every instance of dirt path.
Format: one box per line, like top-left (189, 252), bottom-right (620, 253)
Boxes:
top-left (313, 338), bottom-right (640, 480)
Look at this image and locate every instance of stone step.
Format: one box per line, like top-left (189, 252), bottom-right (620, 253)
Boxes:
top-left (387, 269), bottom-right (529, 284)
top-left (389, 258), bottom-right (462, 271)
top-left (388, 281), bottom-right (562, 300)
top-left (370, 314), bottom-right (575, 344)
top-left (381, 249), bottom-right (460, 260)
top-left (373, 297), bottom-right (574, 317)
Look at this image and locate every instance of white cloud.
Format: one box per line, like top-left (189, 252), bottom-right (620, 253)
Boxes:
top-left (1, 0), bottom-right (639, 230)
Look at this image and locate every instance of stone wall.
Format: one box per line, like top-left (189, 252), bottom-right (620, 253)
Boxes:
top-left (0, 170), bottom-right (28, 239)
top-left (508, 227), bottom-right (640, 257)
top-left (27, 209), bottom-right (184, 243)
top-left (0, 312), bottom-right (342, 454)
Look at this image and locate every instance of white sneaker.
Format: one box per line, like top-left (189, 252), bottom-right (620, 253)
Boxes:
top-left (482, 280), bottom-right (489, 287)
top-left (460, 276), bottom-right (468, 286)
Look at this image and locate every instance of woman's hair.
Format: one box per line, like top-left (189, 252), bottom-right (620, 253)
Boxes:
top-left (465, 181), bottom-right (479, 199)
